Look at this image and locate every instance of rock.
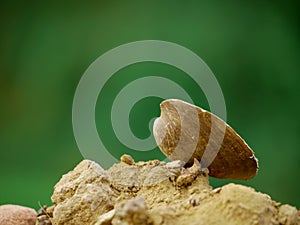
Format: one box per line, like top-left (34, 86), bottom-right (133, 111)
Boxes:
top-left (0, 204), bottom-right (37, 225)
top-left (172, 183), bottom-right (300, 225)
top-left (181, 183), bottom-right (279, 225)
top-left (175, 158), bottom-right (205, 187)
top-left (107, 158), bottom-right (209, 190)
top-left (51, 160), bottom-right (110, 204)
top-left (120, 154), bottom-right (135, 165)
top-left (111, 197), bottom-right (153, 225)
top-left (49, 156), bottom-right (300, 225)
top-left (51, 160), bottom-right (115, 225)
top-left (278, 204), bottom-right (299, 225)
top-left (94, 209), bottom-right (115, 225)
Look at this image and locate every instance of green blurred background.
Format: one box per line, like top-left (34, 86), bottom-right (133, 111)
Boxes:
top-left (0, 1), bottom-right (299, 209)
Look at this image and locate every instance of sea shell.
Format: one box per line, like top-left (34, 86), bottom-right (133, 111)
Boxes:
top-left (153, 99), bottom-right (258, 180)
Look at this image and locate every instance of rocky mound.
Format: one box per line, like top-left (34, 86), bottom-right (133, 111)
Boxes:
top-left (38, 154), bottom-right (299, 225)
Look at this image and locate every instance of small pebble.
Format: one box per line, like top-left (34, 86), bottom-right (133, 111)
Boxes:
top-left (0, 204), bottom-right (37, 225)
top-left (120, 154), bottom-right (135, 165)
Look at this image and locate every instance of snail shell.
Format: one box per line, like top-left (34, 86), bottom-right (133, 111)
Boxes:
top-left (153, 99), bottom-right (258, 180)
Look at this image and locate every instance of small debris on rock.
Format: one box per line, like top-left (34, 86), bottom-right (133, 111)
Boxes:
top-left (36, 205), bottom-right (53, 225)
top-left (121, 154), bottom-right (135, 165)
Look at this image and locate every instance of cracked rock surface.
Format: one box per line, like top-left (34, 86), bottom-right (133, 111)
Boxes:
top-left (49, 156), bottom-right (299, 225)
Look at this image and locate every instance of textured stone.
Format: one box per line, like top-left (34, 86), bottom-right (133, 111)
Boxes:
top-left (51, 156), bottom-right (299, 225)
top-left (0, 204), bottom-right (37, 225)
top-left (278, 204), bottom-right (299, 225)
top-left (51, 160), bottom-right (115, 225)
top-left (181, 184), bottom-right (279, 225)
top-left (111, 197), bottom-right (152, 225)
top-left (94, 209), bottom-right (115, 225)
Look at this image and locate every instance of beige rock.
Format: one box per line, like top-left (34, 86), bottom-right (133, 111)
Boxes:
top-left (150, 183), bottom-right (299, 225)
top-left (278, 204), bottom-right (299, 225)
top-left (0, 204), bottom-right (37, 225)
top-left (107, 157), bottom-right (209, 189)
top-left (51, 160), bottom-right (115, 225)
top-left (111, 197), bottom-right (152, 225)
top-left (181, 184), bottom-right (279, 225)
top-left (50, 156), bottom-right (299, 225)
top-left (120, 154), bottom-right (135, 165)
top-left (51, 160), bottom-right (110, 204)
top-left (94, 209), bottom-right (115, 225)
